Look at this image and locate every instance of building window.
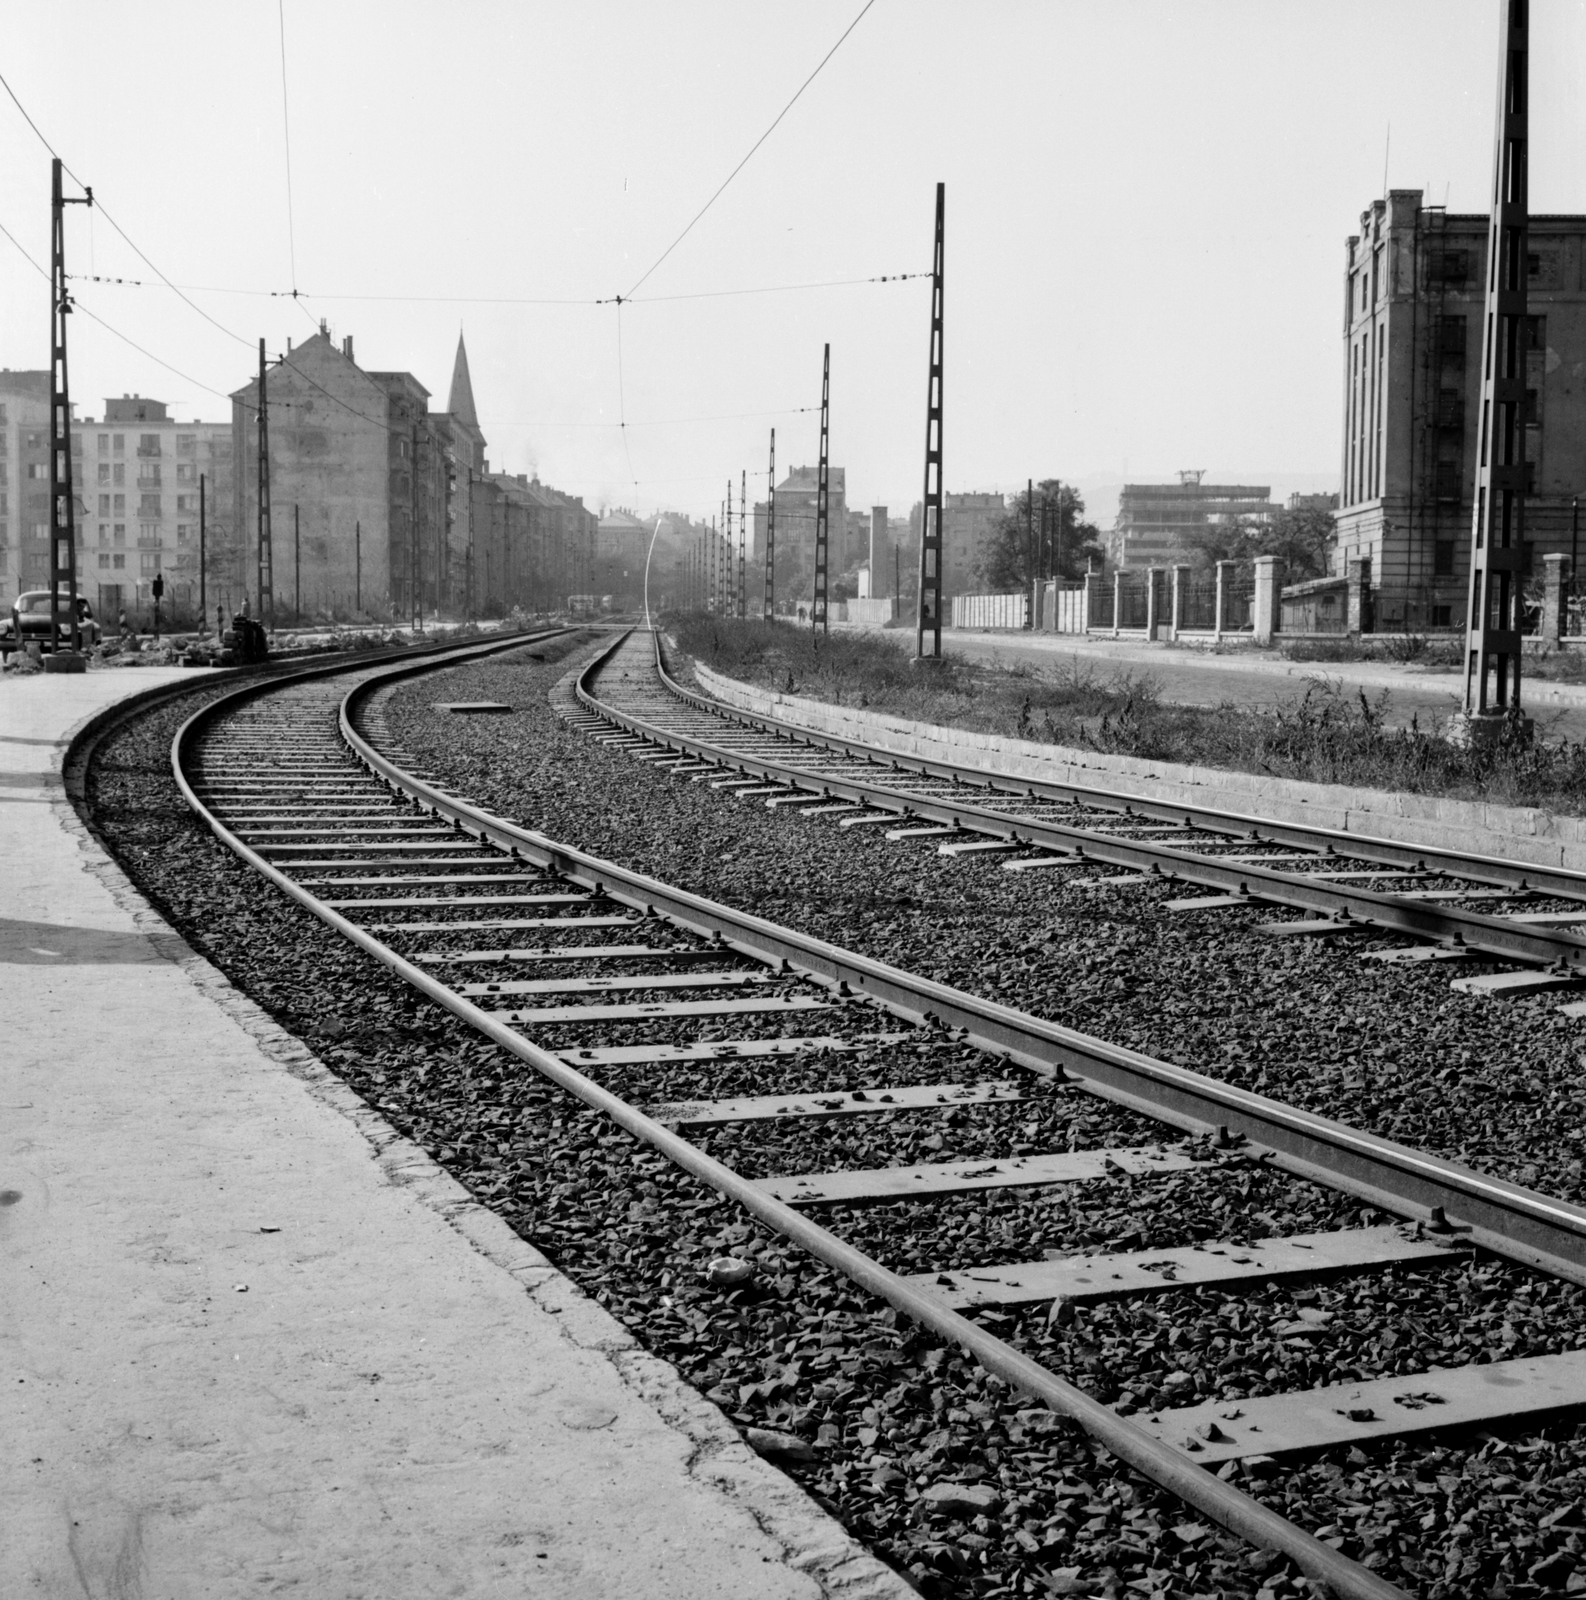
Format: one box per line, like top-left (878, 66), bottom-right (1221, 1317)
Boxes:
top-left (1432, 604), bottom-right (1453, 627)
top-left (113, 494), bottom-right (125, 515)
top-left (1434, 540), bottom-right (1455, 576)
top-left (71, 433), bottom-right (83, 455)
top-left (25, 462), bottom-right (45, 480)
top-left (139, 552), bottom-right (160, 574)
top-left (113, 524), bottom-right (126, 545)
top-left (139, 495), bottom-right (161, 518)
top-left (138, 434), bottom-right (161, 457)
top-left (176, 434), bottom-right (195, 456)
top-left (112, 434), bottom-right (124, 453)
top-left (176, 494), bottom-right (194, 513)
top-left (176, 523), bottom-right (192, 543)
top-left (176, 462), bottom-right (196, 483)
top-left (113, 463), bottom-right (125, 486)
top-left (97, 462), bottom-right (110, 485)
top-left (138, 521), bottom-right (160, 542)
top-left (112, 553), bottom-right (125, 570)
top-left (97, 553), bottom-right (110, 569)
top-left (98, 494), bottom-right (110, 516)
top-left (97, 524), bottom-right (107, 542)
top-left (25, 432), bottom-right (43, 449)
top-left (97, 433), bottom-right (109, 453)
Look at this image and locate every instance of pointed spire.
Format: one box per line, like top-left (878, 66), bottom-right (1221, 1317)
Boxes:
top-left (448, 332), bottom-right (479, 429)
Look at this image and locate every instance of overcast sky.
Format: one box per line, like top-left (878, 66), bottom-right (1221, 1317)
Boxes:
top-left (6, 1), bottom-right (1586, 524)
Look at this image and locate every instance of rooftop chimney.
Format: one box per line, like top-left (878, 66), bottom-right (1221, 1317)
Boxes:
top-left (342, 336), bottom-right (354, 362)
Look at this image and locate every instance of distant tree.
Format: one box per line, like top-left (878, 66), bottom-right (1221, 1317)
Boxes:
top-left (1180, 506), bottom-right (1335, 581)
top-left (976, 481), bottom-right (1103, 590)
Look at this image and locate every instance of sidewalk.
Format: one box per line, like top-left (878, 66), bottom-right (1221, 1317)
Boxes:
top-left (0, 671), bottom-right (908, 1599)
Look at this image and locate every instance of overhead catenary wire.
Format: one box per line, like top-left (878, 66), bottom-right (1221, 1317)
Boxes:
top-left (621, 0), bottom-right (877, 301)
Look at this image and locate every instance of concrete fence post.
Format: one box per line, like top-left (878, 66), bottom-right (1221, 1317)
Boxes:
top-left (1252, 554), bottom-right (1283, 646)
top-left (1145, 566), bottom-right (1160, 641)
top-left (1345, 557), bottom-right (1371, 636)
top-left (1112, 569), bottom-right (1123, 638)
top-left (1543, 552), bottom-right (1567, 649)
top-left (1170, 564), bottom-right (1190, 641)
top-left (1213, 560), bottom-right (1233, 642)
top-left (1030, 577), bottom-right (1043, 632)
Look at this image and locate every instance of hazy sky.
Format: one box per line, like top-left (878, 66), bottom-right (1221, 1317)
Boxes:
top-left (5, 1), bottom-right (1586, 524)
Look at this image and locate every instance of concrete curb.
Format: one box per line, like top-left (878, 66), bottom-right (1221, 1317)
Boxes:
top-left (59, 691), bottom-right (916, 1600)
top-left (692, 659), bottom-right (1586, 875)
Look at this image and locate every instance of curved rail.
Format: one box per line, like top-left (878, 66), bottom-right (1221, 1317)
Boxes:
top-left (155, 627), bottom-right (1406, 1600)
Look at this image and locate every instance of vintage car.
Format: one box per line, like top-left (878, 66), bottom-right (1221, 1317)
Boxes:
top-left (0, 590), bottom-right (102, 656)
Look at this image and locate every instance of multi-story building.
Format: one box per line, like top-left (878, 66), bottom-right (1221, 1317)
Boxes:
top-left (1334, 189), bottom-right (1586, 631)
top-left (0, 372), bottom-right (233, 621)
top-left (594, 508), bottom-right (649, 603)
top-left (1108, 472), bottom-right (1273, 569)
top-left (750, 465), bottom-right (850, 602)
top-left (0, 370), bottom-right (52, 597)
top-left (939, 491), bottom-right (1005, 600)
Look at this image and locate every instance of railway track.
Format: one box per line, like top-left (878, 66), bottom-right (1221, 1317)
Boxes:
top-left (138, 626), bottom-right (1586, 1600)
top-left (574, 629), bottom-right (1586, 998)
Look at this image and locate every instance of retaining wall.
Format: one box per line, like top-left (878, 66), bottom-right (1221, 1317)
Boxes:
top-left (691, 659), bottom-right (1586, 874)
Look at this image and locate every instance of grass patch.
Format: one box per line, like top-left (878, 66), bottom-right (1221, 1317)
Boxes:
top-left (668, 612), bottom-right (1586, 815)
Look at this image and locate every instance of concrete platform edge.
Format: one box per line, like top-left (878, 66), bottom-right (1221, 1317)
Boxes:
top-left (692, 658), bottom-right (1586, 874)
top-left (52, 686), bottom-right (916, 1600)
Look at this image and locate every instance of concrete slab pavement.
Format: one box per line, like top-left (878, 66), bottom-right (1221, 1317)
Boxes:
top-left (1, 669), bottom-right (911, 1599)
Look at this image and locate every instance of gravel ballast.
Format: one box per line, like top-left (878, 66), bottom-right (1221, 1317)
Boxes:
top-left (74, 632), bottom-right (1586, 1600)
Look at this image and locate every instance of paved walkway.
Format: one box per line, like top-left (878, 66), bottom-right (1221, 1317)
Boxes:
top-left (1, 668), bottom-right (906, 1599)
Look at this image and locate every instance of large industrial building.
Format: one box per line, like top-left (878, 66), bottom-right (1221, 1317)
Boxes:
top-left (1334, 189), bottom-right (1586, 632)
top-left (1108, 472), bottom-right (1274, 568)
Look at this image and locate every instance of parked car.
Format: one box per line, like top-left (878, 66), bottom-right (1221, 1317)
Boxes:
top-left (0, 590), bottom-right (102, 657)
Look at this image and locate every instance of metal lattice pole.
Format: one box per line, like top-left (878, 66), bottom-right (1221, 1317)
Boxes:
top-left (765, 428), bottom-right (776, 620)
top-left (813, 343), bottom-right (831, 635)
top-left (726, 480), bottom-right (733, 617)
top-left (917, 183), bottom-right (945, 659)
top-left (739, 468), bottom-right (747, 618)
top-left (257, 338), bottom-right (273, 629)
top-left (48, 158), bottom-right (90, 658)
top-left (1462, 0), bottom-right (1530, 727)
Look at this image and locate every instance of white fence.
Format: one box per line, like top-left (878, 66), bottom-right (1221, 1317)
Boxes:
top-left (1044, 582), bottom-right (1087, 633)
top-left (950, 592), bottom-right (1028, 630)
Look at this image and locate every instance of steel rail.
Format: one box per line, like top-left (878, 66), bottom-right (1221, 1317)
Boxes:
top-left (577, 632), bottom-right (1586, 973)
top-left (164, 644), bottom-right (1408, 1600)
top-left (649, 631), bottom-right (1586, 906)
top-left (563, 630), bottom-right (1586, 1288)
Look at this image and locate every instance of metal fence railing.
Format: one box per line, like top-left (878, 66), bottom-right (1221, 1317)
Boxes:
top-left (1178, 575), bottom-right (1216, 631)
top-left (1089, 582), bottom-right (1115, 630)
top-left (1117, 571), bottom-right (1150, 629)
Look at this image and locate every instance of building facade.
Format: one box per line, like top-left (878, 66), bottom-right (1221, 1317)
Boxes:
top-left (1108, 472), bottom-right (1273, 569)
top-left (1334, 189), bottom-right (1586, 631)
top-left (0, 372), bottom-right (233, 622)
top-left (751, 465), bottom-right (850, 603)
top-left (940, 491), bottom-right (1005, 600)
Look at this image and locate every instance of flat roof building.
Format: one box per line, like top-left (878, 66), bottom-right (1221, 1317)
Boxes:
top-left (1335, 189), bottom-right (1586, 631)
top-left (1108, 472), bottom-right (1273, 569)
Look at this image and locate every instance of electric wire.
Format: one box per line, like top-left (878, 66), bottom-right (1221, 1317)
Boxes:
top-left (277, 0), bottom-right (301, 298)
top-left (0, 67), bottom-right (256, 354)
top-left (622, 0), bottom-right (877, 300)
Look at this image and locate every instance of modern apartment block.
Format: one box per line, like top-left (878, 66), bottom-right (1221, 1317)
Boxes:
top-left (0, 371), bottom-right (232, 620)
top-left (1334, 189), bottom-right (1586, 631)
top-left (1108, 472), bottom-right (1273, 569)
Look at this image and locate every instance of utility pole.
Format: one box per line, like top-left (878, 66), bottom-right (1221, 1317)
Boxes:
top-left (765, 428), bottom-right (776, 620)
top-left (47, 158), bottom-right (91, 664)
top-left (355, 519), bottom-right (361, 614)
top-left (917, 183), bottom-right (946, 660)
top-left (257, 338), bottom-right (273, 629)
top-left (293, 503), bottom-right (302, 625)
top-left (198, 473), bottom-right (207, 633)
top-left (1460, 0), bottom-right (1530, 739)
top-left (726, 479), bottom-right (734, 617)
top-left (739, 468), bottom-right (747, 618)
top-left (410, 421), bottom-right (421, 632)
top-left (812, 344), bottom-right (831, 636)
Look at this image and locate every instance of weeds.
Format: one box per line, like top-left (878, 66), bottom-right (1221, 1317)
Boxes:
top-left (671, 611), bottom-right (1586, 814)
